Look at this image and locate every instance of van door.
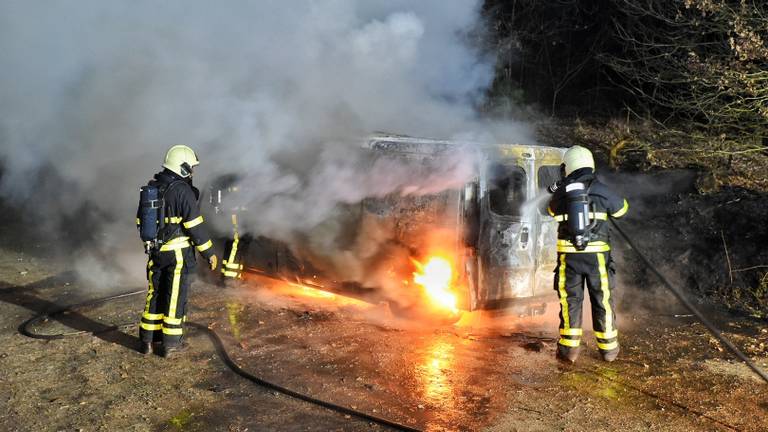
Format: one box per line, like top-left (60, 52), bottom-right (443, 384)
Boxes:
top-left (533, 164), bottom-right (563, 296)
top-left (458, 178), bottom-right (479, 310)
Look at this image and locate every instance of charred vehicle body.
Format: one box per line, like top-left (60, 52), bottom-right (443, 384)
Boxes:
top-left (206, 135), bottom-right (565, 315)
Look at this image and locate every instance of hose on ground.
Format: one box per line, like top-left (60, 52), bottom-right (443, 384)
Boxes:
top-left (611, 219), bottom-right (768, 384)
top-left (18, 290), bottom-right (422, 432)
top-left (18, 290), bottom-right (144, 339)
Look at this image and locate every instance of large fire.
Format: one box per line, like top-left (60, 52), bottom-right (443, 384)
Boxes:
top-left (245, 243), bottom-right (464, 320)
top-left (412, 256), bottom-right (459, 314)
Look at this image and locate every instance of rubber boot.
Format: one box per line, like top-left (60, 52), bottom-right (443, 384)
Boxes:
top-left (139, 341), bottom-right (153, 355)
top-left (556, 345), bottom-right (580, 364)
top-left (160, 342), bottom-right (189, 358)
top-left (601, 346), bottom-right (620, 362)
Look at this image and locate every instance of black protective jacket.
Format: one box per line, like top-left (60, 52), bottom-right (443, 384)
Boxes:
top-left (137, 169), bottom-right (215, 260)
top-left (547, 168), bottom-right (628, 253)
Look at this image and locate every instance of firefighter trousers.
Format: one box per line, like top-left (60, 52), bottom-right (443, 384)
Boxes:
top-left (139, 243), bottom-right (195, 347)
top-left (554, 252), bottom-right (618, 353)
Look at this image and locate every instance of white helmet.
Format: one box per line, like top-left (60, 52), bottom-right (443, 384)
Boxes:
top-left (163, 145), bottom-right (200, 178)
top-left (563, 145), bottom-right (594, 176)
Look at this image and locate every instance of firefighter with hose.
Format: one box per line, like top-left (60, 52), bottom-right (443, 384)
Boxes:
top-left (136, 145), bottom-right (218, 357)
top-left (547, 146), bottom-right (628, 363)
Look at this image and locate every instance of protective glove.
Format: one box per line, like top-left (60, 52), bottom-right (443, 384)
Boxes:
top-left (208, 254), bottom-right (218, 271)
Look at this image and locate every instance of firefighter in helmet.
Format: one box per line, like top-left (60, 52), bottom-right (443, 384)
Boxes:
top-left (547, 146), bottom-right (628, 363)
top-left (136, 145), bottom-right (218, 357)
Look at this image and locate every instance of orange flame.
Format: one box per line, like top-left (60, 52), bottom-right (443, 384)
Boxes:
top-left (412, 256), bottom-right (458, 314)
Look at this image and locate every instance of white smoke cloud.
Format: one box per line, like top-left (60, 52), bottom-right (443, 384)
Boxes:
top-left (0, 1), bottom-right (532, 288)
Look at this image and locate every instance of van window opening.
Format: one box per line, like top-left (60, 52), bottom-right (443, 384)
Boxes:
top-left (488, 164), bottom-right (527, 217)
top-left (537, 165), bottom-right (562, 215)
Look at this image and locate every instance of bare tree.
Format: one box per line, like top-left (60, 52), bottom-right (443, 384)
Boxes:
top-left (601, 0), bottom-right (768, 144)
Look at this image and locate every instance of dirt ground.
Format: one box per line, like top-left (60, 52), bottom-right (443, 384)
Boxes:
top-left (1, 171), bottom-right (767, 432)
top-left (1, 259), bottom-right (767, 431)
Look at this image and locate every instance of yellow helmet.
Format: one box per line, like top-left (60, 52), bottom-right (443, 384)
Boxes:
top-left (163, 145), bottom-right (200, 177)
top-left (563, 145), bottom-right (594, 176)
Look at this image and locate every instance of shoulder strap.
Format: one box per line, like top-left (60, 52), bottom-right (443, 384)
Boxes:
top-left (160, 179), bottom-right (188, 222)
top-left (155, 180), bottom-right (189, 242)
top-left (161, 179), bottom-right (186, 198)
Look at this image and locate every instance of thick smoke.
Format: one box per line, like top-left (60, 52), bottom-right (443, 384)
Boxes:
top-left (0, 1), bottom-right (532, 288)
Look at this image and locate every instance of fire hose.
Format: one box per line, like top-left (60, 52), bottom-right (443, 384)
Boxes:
top-left (610, 219), bottom-right (768, 384)
top-left (18, 290), bottom-right (422, 432)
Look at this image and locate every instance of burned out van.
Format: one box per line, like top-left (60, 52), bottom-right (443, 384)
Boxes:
top-left (207, 134), bottom-right (565, 315)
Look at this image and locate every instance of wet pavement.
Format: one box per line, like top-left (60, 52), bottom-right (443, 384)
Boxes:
top-left (174, 277), bottom-right (768, 431)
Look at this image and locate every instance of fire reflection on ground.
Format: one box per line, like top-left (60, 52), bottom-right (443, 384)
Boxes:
top-left (245, 274), bottom-right (374, 309)
top-left (416, 338), bottom-right (456, 409)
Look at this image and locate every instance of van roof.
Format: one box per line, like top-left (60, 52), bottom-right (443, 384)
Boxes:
top-left (366, 133), bottom-right (566, 165)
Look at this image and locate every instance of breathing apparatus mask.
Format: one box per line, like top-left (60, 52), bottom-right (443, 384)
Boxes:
top-left (180, 162), bottom-right (194, 177)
